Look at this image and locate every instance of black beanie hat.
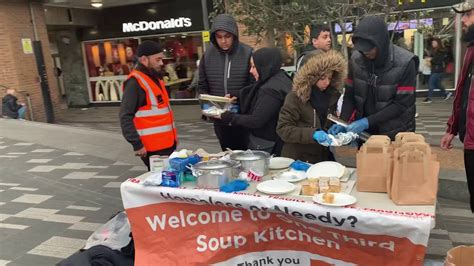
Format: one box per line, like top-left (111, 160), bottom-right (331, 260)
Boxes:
top-left (137, 40), bottom-right (163, 57)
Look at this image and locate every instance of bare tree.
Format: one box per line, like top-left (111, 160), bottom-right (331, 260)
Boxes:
top-left (214, 0), bottom-right (410, 59)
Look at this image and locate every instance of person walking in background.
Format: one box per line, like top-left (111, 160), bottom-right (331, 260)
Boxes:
top-left (214, 48), bottom-right (292, 156)
top-left (120, 40), bottom-right (177, 170)
top-left (2, 88), bottom-right (26, 120)
top-left (187, 59), bottom-right (200, 97)
top-left (296, 24), bottom-right (332, 71)
top-left (277, 50), bottom-right (346, 163)
top-left (198, 14), bottom-right (253, 151)
top-left (420, 51), bottom-right (432, 86)
top-left (423, 38), bottom-right (452, 103)
top-left (441, 0), bottom-right (474, 212)
top-left (329, 16), bottom-right (418, 140)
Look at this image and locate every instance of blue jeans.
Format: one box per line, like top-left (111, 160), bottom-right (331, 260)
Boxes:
top-left (17, 106), bottom-right (26, 119)
top-left (428, 72), bottom-right (447, 98)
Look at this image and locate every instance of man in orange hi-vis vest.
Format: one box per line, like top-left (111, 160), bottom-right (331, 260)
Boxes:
top-left (120, 40), bottom-right (177, 169)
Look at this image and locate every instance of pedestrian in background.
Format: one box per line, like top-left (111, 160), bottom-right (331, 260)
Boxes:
top-left (277, 50), bottom-right (346, 163)
top-left (2, 88), bottom-right (26, 120)
top-left (423, 38), bottom-right (452, 103)
top-left (120, 40), bottom-right (177, 169)
top-left (187, 59), bottom-right (200, 97)
top-left (198, 14), bottom-right (253, 151)
top-left (330, 16), bottom-right (418, 140)
top-left (296, 24), bottom-right (332, 71)
top-left (441, 0), bottom-right (474, 213)
top-left (420, 51), bottom-right (432, 86)
top-left (214, 48), bottom-right (292, 156)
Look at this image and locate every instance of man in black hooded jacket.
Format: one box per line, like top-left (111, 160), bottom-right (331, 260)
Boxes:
top-left (198, 14), bottom-right (253, 151)
top-left (330, 16), bottom-right (418, 140)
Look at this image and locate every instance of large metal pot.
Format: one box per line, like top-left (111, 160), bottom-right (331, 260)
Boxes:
top-left (229, 150), bottom-right (270, 176)
top-left (191, 160), bottom-right (237, 188)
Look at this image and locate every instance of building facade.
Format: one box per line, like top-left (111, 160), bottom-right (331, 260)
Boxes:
top-left (0, 1), bottom-right (60, 123)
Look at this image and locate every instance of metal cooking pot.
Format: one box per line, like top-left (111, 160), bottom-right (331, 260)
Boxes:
top-left (191, 160), bottom-right (237, 188)
top-left (229, 150), bottom-right (270, 176)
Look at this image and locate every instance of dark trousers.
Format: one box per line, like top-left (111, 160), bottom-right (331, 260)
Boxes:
top-left (428, 72), bottom-right (447, 98)
top-left (140, 144), bottom-right (176, 171)
top-left (422, 74), bottom-right (430, 85)
top-left (465, 149), bottom-right (474, 212)
top-left (213, 123), bottom-right (248, 151)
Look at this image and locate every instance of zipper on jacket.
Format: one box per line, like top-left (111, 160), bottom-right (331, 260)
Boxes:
top-left (224, 54), bottom-right (229, 95)
top-left (313, 109), bottom-right (316, 128)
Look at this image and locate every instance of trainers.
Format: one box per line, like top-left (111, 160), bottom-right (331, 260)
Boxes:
top-left (444, 92), bottom-right (453, 101)
top-left (422, 98), bottom-right (432, 103)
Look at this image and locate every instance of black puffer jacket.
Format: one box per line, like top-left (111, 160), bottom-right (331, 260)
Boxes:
top-left (2, 94), bottom-right (22, 119)
top-left (198, 14), bottom-right (253, 97)
top-left (341, 16), bottom-right (418, 139)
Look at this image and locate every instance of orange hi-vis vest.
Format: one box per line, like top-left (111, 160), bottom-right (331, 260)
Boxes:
top-left (125, 70), bottom-right (177, 151)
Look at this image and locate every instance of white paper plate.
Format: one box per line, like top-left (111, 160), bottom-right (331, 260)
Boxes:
top-left (273, 171), bottom-right (306, 183)
top-left (269, 157), bottom-right (295, 170)
top-left (312, 193), bottom-right (357, 207)
top-left (256, 180), bottom-right (296, 195)
top-left (306, 161), bottom-right (345, 179)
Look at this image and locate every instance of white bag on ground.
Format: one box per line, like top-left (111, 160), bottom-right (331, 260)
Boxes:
top-left (84, 211), bottom-right (131, 251)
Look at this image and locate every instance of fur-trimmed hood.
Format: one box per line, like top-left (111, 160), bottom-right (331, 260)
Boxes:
top-left (293, 50), bottom-right (347, 103)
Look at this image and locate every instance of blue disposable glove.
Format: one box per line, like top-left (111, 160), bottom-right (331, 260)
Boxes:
top-left (220, 179), bottom-right (249, 193)
top-left (289, 160), bottom-right (311, 171)
top-left (313, 130), bottom-right (332, 145)
top-left (347, 118), bottom-right (369, 134)
top-left (328, 124), bottom-right (346, 135)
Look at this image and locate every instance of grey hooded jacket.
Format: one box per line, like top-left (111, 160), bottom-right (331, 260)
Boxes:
top-left (198, 14), bottom-right (253, 97)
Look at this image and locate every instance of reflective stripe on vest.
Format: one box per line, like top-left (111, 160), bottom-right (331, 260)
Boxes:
top-left (137, 124), bottom-right (174, 136)
top-left (132, 72), bottom-right (159, 106)
top-left (127, 70), bottom-right (176, 151)
top-left (131, 72), bottom-right (171, 117)
top-left (135, 108), bottom-right (170, 117)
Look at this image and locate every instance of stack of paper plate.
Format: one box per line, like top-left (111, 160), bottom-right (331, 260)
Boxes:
top-left (306, 161), bottom-right (345, 179)
top-left (256, 180), bottom-right (295, 195)
top-left (269, 157), bottom-right (295, 170)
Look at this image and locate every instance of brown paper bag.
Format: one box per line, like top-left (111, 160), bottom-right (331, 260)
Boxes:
top-left (391, 142), bottom-right (440, 205)
top-left (393, 132), bottom-right (426, 149)
top-left (366, 135), bottom-right (391, 147)
top-left (394, 132), bottom-right (419, 143)
top-left (445, 245), bottom-right (474, 266)
top-left (357, 139), bottom-right (392, 192)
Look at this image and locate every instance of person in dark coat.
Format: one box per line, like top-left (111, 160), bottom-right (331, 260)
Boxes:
top-left (2, 88), bottom-right (26, 119)
top-left (214, 48), bottom-right (292, 156)
top-left (198, 14), bottom-right (253, 151)
top-left (423, 38), bottom-right (452, 103)
top-left (296, 24), bottom-right (332, 71)
top-left (119, 41), bottom-right (177, 169)
top-left (277, 50), bottom-right (347, 163)
top-left (330, 16), bottom-right (419, 140)
top-left (441, 0), bottom-right (474, 212)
